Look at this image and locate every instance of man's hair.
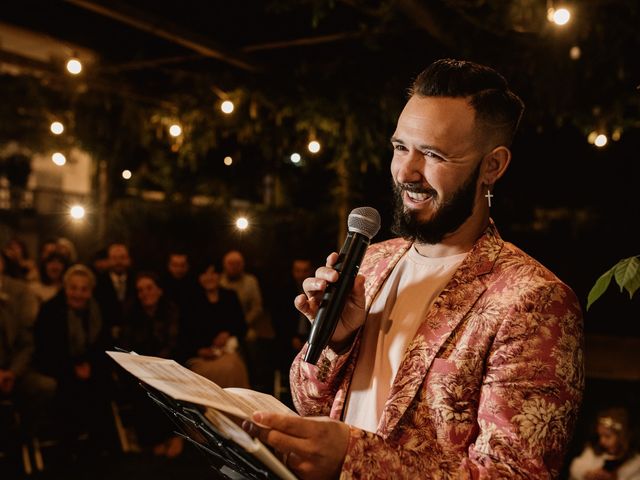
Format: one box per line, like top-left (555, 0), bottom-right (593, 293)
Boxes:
top-left (410, 59), bottom-right (525, 146)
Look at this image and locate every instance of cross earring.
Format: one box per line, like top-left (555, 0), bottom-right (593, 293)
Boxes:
top-left (485, 189), bottom-right (493, 208)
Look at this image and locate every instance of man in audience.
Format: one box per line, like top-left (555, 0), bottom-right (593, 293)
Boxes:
top-left (95, 242), bottom-right (135, 339)
top-left (220, 250), bottom-right (274, 392)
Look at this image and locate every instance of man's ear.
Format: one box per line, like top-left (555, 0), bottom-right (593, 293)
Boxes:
top-left (482, 146), bottom-right (511, 186)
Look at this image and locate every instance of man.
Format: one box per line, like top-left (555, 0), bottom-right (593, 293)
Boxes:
top-left (272, 258), bottom-right (315, 366)
top-left (245, 59), bottom-right (584, 478)
top-left (220, 250), bottom-right (275, 391)
top-left (95, 242), bottom-right (135, 339)
top-left (162, 251), bottom-right (198, 314)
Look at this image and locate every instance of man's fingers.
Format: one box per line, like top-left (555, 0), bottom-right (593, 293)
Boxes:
top-left (253, 412), bottom-right (316, 438)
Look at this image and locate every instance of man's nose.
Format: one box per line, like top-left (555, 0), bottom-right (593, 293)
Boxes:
top-left (394, 151), bottom-right (424, 184)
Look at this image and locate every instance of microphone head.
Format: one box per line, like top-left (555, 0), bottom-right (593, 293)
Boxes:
top-left (348, 207), bottom-right (381, 239)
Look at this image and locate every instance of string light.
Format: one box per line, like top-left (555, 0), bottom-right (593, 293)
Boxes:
top-left (594, 134), bottom-right (608, 148)
top-left (52, 152), bottom-right (66, 166)
top-left (290, 153), bottom-right (301, 164)
top-left (224, 156), bottom-right (233, 166)
top-left (587, 131), bottom-right (598, 144)
top-left (122, 170), bottom-right (132, 180)
top-left (221, 100), bottom-right (235, 114)
top-left (69, 205), bottom-right (85, 220)
top-left (548, 8), bottom-right (571, 26)
top-left (50, 121), bottom-right (64, 135)
top-left (235, 217), bottom-right (249, 230)
top-left (169, 124), bottom-right (182, 137)
top-left (308, 141), bottom-right (321, 154)
top-left (66, 58), bottom-right (82, 75)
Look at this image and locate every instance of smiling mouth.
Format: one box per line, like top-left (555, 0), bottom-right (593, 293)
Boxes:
top-left (405, 191), bottom-right (432, 202)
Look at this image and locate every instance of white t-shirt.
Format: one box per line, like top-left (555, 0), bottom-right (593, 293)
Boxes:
top-left (344, 246), bottom-right (468, 433)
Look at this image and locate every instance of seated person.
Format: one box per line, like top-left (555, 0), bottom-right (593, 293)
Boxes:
top-left (33, 264), bottom-right (116, 451)
top-left (180, 261), bottom-right (249, 388)
top-left (121, 272), bottom-right (183, 458)
top-left (570, 407), bottom-right (640, 480)
top-left (1, 254), bottom-right (54, 437)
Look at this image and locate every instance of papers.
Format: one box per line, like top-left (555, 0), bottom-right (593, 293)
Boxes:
top-left (107, 351), bottom-right (298, 480)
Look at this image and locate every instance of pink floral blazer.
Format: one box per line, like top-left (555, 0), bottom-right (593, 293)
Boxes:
top-left (290, 221), bottom-right (584, 479)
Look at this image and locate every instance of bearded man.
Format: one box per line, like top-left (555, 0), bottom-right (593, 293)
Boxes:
top-left (245, 59), bottom-right (584, 479)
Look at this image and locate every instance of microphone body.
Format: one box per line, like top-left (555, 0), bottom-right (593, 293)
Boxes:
top-left (304, 207), bottom-right (380, 365)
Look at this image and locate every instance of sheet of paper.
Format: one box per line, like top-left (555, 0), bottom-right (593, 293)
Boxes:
top-left (107, 351), bottom-right (247, 418)
top-left (224, 388), bottom-right (298, 416)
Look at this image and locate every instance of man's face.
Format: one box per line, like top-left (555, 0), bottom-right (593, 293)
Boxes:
top-left (390, 96), bottom-right (486, 244)
top-left (168, 254), bottom-right (189, 279)
top-left (223, 252), bottom-right (244, 279)
top-left (65, 274), bottom-right (93, 311)
top-left (108, 244), bottom-right (131, 275)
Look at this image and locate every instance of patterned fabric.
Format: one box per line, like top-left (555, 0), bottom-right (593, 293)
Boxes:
top-left (290, 220), bottom-right (584, 479)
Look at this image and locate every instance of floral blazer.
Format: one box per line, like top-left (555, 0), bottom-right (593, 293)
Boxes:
top-left (290, 221), bottom-right (584, 479)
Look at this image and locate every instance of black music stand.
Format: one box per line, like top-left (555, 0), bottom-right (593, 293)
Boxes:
top-left (141, 384), bottom-right (286, 480)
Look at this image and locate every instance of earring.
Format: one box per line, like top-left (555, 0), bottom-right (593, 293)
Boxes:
top-left (485, 189), bottom-right (493, 207)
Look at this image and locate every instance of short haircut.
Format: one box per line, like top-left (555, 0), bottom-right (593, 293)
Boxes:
top-left (410, 59), bottom-right (525, 146)
top-left (63, 264), bottom-right (96, 290)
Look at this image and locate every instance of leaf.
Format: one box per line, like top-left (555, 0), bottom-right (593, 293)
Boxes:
top-left (587, 266), bottom-right (615, 311)
top-left (614, 256), bottom-right (640, 299)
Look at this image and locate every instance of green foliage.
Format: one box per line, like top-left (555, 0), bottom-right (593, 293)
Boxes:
top-left (587, 256), bottom-right (640, 310)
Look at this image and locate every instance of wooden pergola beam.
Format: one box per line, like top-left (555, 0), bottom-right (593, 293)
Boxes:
top-left (65, 0), bottom-right (259, 72)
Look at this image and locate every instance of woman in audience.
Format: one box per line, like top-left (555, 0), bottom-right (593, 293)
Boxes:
top-left (181, 261), bottom-right (249, 388)
top-left (122, 272), bottom-right (179, 358)
top-left (121, 272), bottom-right (184, 458)
top-left (570, 407), bottom-right (640, 480)
top-left (29, 252), bottom-right (68, 304)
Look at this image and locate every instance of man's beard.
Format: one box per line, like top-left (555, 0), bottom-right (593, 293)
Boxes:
top-left (391, 162), bottom-right (481, 244)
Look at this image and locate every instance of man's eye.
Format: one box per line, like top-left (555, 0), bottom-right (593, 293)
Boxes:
top-left (425, 151), bottom-right (442, 160)
top-left (393, 144), bottom-right (407, 151)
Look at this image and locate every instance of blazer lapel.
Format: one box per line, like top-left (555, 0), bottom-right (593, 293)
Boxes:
top-left (377, 221), bottom-right (504, 437)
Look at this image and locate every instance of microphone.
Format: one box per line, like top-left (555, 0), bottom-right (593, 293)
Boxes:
top-left (304, 207), bottom-right (381, 365)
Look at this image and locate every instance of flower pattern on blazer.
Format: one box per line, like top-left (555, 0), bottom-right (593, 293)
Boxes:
top-left (290, 220), bottom-right (584, 479)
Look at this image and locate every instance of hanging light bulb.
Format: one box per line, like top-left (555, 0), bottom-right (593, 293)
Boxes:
top-left (548, 8), bottom-right (571, 26)
top-left (169, 124), bottom-right (182, 137)
top-left (50, 121), bottom-right (64, 135)
top-left (52, 152), bottom-right (66, 166)
top-left (66, 58), bottom-right (82, 74)
top-left (221, 100), bottom-right (235, 114)
top-left (594, 134), bottom-right (608, 148)
top-left (308, 141), bottom-right (321, 153)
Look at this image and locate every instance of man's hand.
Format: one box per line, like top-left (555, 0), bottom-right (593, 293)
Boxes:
top-left (0, 369), bottom-right (16, 394)
top-left (243, 411), bottom-right (350, 480)
top-left (294, 252), bottom-right (366, 350)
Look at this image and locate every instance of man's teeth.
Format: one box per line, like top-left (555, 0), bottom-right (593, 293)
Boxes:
top-left (406, 191), bottom-right (430, 201)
